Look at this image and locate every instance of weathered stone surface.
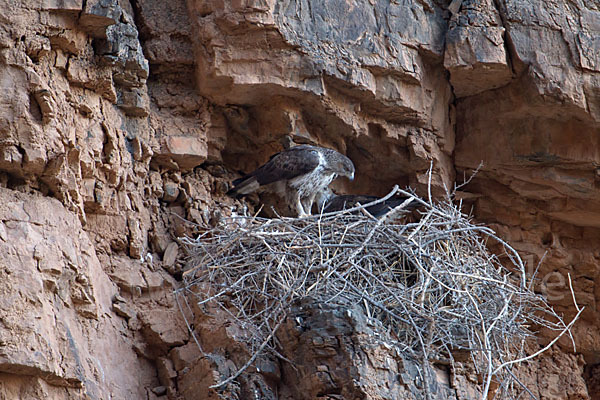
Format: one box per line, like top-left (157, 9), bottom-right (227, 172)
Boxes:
top-left (98, 20), bottom-right (149, 87)
top-left (515, 347), bottom-right (589, 400)
top-left (0, 0), bottom-right (599, 398)
top-left (139, 309), bottom-right (188, 353)
top-left (162, 181), bottom-right (179, 203)
top-left (276, 301), bottom-right (458, 400)
top-left (0, 189), bottom-right (155, 398)
top-left (135, 0), bottom-right (194, 68)
top-left (79, 0), bottom-right (119, 37)
top-left (162, 241), bottom-right (179, 268)
top-left (0, 374), bottom-right (80, 400)
top-left (160, 136), bottom-right (208, 170)
top-left (452, 2), bottom-right (600, 372)
top-left (444, 0), bottom-right (513, 97)
top-left (41, 0), bottom-right (83, 12)
top-left (118, 87), bottom-right (149, 117)
top-left (169, 342), bottom-right (202, 373)
top-left (188, 0), bottom-right (455, 196)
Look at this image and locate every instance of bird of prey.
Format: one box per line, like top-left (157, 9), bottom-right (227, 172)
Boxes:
top-left (227, 145), bottom-right (355, 217)
top-left (316, 189), bottom-right (419, 217)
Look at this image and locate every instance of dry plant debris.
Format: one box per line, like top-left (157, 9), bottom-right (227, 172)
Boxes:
top-left (177, 187), bottom-right (582, 399)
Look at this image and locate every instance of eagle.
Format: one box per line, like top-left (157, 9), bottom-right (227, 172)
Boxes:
top-left (227, 145), bottom-right (355, 217)
top-left (316, 189), bottom-right (419, 217)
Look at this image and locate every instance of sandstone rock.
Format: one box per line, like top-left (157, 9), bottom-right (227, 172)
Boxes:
top-left (47, 27), bottom-right (89, 55)
top-left (0, 189), bottom-right (155, 397)
top-left (139, 309), bottom-right (188, 354)
top-left (107, 256), bottom-right (148, 293)
top-left (118, 87), bottom-right (149, 117)
top-left (148, 171), bottom-right (164, 197)
top-left (1, 0), bottom-right (599, 398)
top-left (156, 356), bottom-right (177, 388)
top-left (515, 347), bottom-right (589, 399)
top-left (147, 80), bottom-right (211, 172)
top-left (0, 374), bottom-right (81, 400)
top-left (0, 145), bottom-right (23, 174)
top-left (112, 299), bottom-right (136, 320)
top-left (66, 57), bottom-right (117, 102)
top-left (149, 221), bottom-right (171, 255)
top-left (151, 385), bottom-right (167, 396)
top-left (141, 267), bottom-right (169, 292)
top-left (169, 342), bottom-right (202, 372)
top-left (23, 145), bottom-right (47, 174)
top-left (444, 0), bottom-right (512, 97)
top-left (33, 89), bottom-right (57, 123)
top-left (176, 356), bottom-right (224, 399)
top-left (453, 1), bottom-right (600, 366)
top-left (276, 301), bottom-right (457, 399)
top-left (107, 255), bottom-right (169, 295)
top-left (79, 0), bottom-right (121, 38)
top-left (162, 182), bottom-right (179, 203)
top-left (86, 213), bottom-right (129, 253)
top-left (189, 0), bottom-right (454, 195)
top-left (98, 20), bottom-right (149, 87)
top-left (134, 0), bottom-right (194, 68)
top-left (24, 34), bottom-right (52, 62)
top-left (159, 136), bottom-right (208, 170)
top-left (54, 49), bottom-right (69, 69)
top-left (162, 241), bottom-right (179, 268)
top-left (128, 214), bottom-right (146, 259)
top-left (40, 0), bottom-right (83, 12)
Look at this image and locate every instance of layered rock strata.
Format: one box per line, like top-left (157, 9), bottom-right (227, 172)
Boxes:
top-left (0, 0), bottom-right (598, 398)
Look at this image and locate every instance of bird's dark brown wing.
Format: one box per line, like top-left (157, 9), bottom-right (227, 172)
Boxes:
top-left (227, 146), bottom-right (321, 196)
top-left (252, 145), bottom-right (320, 185)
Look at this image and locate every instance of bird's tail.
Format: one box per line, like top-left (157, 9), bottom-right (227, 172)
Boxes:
top-left (227, 175), bottom-right (260, 197)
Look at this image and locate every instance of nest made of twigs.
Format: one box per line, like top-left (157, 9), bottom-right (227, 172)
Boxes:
top-left (177, 187), bottom-right (580, 398)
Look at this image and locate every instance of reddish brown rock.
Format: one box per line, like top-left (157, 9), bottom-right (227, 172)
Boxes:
top-left (187, 0), bottom-right (455, 196)
top-left (139, 309), bottom-right (188, 354)
top-left (444, 0), bottom-right (513, 97)
top-left (0, 189), bottom-right (156, 398)
top-left (276, 302), bottom-right (457, 400)
top-left (161, 136), bottom-right (207, 170)
top-left (453, 1), bottom-right (600, 376)
top-left (0, 0), bottom-right (599, 398)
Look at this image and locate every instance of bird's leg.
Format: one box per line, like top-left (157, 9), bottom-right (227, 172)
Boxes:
top-left (301, 197), bottom-right (313, 216)
top-left (295, 194), bottom-right (308, 217)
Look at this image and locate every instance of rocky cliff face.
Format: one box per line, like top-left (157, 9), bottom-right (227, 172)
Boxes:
top-left (0, 0), bottom-right (598, 398)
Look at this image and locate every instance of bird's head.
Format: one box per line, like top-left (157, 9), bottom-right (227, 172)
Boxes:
top-left (334, 154), bottom-right (355, 180)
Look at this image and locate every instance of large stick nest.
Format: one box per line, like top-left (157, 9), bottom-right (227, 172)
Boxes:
top-left (179, 187), bottom-right (578, 397)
